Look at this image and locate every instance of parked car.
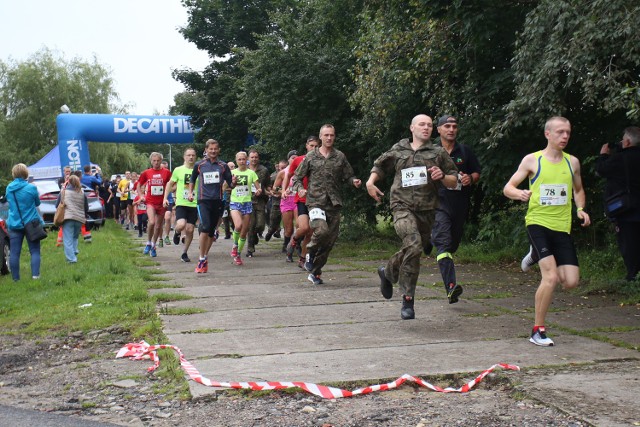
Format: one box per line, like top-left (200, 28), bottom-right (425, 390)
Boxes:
top-left (33, 179), bottom-right (105, 229)
top-left (0, 209), bottom-right (9, 276)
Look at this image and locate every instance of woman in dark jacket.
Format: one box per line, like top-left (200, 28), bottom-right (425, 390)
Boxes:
top-left (5, 163), bottom-right (44, 281)
top-left (57, 174), bottom-right (88, 263)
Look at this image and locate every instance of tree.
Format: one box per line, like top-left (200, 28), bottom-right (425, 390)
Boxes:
top-left (173, 0), bottom-right (287, 158)
top-left (0, 48), bottom-right (146, 181)
top-left (237, 0), bottom-right (364, 156)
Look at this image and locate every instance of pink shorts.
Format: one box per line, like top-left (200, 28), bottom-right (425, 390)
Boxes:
top-left (280, 195), bottom-right (296, 213)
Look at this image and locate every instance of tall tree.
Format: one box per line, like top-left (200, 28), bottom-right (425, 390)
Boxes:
top-left (173, 0), bottom-right (285, 157)
top-left (0, 48), bottom-right (145, 181)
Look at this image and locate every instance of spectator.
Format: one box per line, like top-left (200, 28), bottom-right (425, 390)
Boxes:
top-left (56, 174), bottom-right (88, 264)
top-left (5, 163), bottom-right (44, 281)
top-left (596, 126), bottom-right (640, 281)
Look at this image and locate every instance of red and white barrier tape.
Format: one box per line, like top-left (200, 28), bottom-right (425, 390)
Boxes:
top-left (116, 341), bottom-right (520, 399)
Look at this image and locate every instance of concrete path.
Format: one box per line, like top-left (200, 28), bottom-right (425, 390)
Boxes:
top-left (142, 231), bottom-right (640, 426)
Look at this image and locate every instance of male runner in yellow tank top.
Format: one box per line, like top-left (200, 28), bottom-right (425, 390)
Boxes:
top-left (503, 116), bottom-right (591, 347)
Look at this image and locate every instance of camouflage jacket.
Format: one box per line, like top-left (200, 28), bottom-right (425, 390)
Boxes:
top-left (292, 147), bottom-right (357, 210)
top-left (371, 138), bottom-right (458, 211)
top-left (251, 164), bottom-right (270, 205)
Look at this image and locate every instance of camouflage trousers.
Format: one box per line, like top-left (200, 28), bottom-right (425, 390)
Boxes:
top-left (385, 209), bottom-right (435, 298)
top-left (248, 201), bottom-right (267, 251)
top-left (267, 199), bottom-right (281, 233)
top-left (306, 207), bottom-right (341, 276)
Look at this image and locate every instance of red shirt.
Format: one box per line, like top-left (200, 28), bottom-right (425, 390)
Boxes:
top-left (133, 195), bottom-right (147, 215)
top-left (288, 155), bottom-right (308, 203)
top-left (137, 168), bottom-right (172, 207)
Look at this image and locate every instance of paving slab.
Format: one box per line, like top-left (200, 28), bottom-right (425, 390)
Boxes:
top-left (131, 232), bottom-right (640, 407)
top-left (188, 336), bottom-right (636, 399)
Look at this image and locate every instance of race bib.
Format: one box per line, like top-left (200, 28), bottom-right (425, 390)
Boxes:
top-left (183, 189), bottom-right (191, 199)
top-left (138, 202), bottom-right (146, 211)
top-left (309, 208), bottom-right (326, 221)
top-left (540, 184), bottom-right (568, 206)
top-left (203, 171), bottom-right (220, 184)
top-left (150, 185), bottom-right (164, 196)
top-left (251, 183), bottom-right (257, 194)
top-left (401, 166), bottom-right (428, 187)
top-left (235, 185), bottom-right (249, 197)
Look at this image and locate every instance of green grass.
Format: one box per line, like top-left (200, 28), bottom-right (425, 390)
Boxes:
top-left (0, 222), bottom-right (160, 337)
top-left (0, 221), bottom-right (189, 399)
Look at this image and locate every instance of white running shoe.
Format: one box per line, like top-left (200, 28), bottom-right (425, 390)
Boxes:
top-left (529, 328), bottom-right (554, 346)
top-left (521, 245), bottom-right (536, 272)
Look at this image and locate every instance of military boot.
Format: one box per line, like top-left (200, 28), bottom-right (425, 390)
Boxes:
top-left (401, 295), bottom-right (415, 320)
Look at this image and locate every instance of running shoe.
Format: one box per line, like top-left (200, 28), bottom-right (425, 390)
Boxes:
top-left (521, 245), bottom-right (536, 272)
top-left (164, 236), bottom-right (171, 246)
top-left (234, 256), bottom-right (243, 266)
top-left (246, 251), bottom-right (254, 258)
top-left (285, 239), bottom-right (296, 258)
top-left (158, 238), bottom-right (164, 248)
top-left (173, 230), bottom-right (181, 245)
top-left (304, 252), bottom-right (315, 272)
top-left (150, 247), bottom-right (157, 257)
top-left (447, 283), bottom-right (463, 304)
top-left (143, 244), bottom-right (152, 255)
top-left (83, 235), bottom-right (92, 243)
top-left (214, 230), bottom-right (219, 241)
top-left (201, 258), bottom-right (208, 273)
top-left (273, 230), bottom-right (281, 239)
top-left (181, 253), bottom-right (191, 263)
top-left (307, 273), bottom-right (323, 285)
top-left (195, 259), bottom-right (206, 273)
top-left (264, 230), bottom-right (273, 242)
top-left (286, 253), bottom-right (294, 262)
top-left (529, 327), bottom-right (554, 346)
top-left (231, 246), bottom-right (238, 257)
top-left (378, 266), bottom-right (393, 299)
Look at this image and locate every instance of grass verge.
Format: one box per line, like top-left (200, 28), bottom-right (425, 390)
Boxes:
top-left (0, 221), bottom-right (189, 398)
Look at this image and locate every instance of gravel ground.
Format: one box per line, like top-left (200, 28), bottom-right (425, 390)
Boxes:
top-left (0, 331), bottom-right (590, 427)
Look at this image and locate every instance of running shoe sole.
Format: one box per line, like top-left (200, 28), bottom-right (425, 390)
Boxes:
top-left (378, 266), bottom-right (393, 299)
top-left (447, 284), bottom-right (463, 304)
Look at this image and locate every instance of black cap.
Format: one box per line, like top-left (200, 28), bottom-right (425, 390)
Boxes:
top-left (437, 115), bottom-right (457, 127)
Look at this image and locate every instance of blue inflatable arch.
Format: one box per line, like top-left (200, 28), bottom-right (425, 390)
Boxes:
top-left (56, 114), bottom-right (195, 171)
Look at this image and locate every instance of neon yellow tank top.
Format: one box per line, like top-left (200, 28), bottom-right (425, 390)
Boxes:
top-left (525, 151), bottom-right (574, 233)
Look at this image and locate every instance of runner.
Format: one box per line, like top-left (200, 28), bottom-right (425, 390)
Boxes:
top-left (246, 150), bottom-right (270, 257)
top-left (285, 136), bottom-right (320, 266)
top-left (117, 171), bottom-right (131, 228)
top-left (230, 152), bottom-right (262, 266)
top-left (164, 148), bottom-right (198, 263)
top-left (137, 153), bottom-right (172, 257)
top-left (503, 116), bottom-right (590, 346)
top-left (292, 124), bottom-right (361, 285)
top-left (187, 139), bottom-right (234, 273)
top-left (132, 193), bottom-right (148, 238)
top-left (265, 159), bottom-right (287, 242)
top-left (366, 114), bottom-right (458, 319)
top-left (274, 151), bottom-right (298, 256)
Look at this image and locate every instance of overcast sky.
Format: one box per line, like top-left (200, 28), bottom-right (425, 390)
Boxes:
top-left (0, 0), bottom-right (211, 115)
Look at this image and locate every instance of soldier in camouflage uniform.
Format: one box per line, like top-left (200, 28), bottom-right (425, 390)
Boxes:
top-left (366, 114), bottom-right (458, 320)
top-left (292, 124), bottom-right (362, 285)
top-left (265, 159), bottom-right (287, 241)
top-left (246, 149), bottom-right (271, 257)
